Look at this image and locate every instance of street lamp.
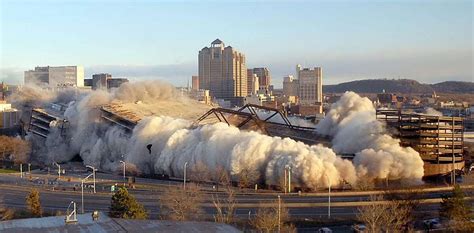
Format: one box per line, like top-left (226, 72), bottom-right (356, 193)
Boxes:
top-left (285, 165), bottom-right (292, 193)
top-left (119, 160), bottom-right (126, 185)
top-left (278, 195), bottom-right (281, 233)
top-left (86, 165), bottom-right (96, 193)
top-left (183, 162), bottom-right (188, 190)
top-left (324, 173), bottom-right (331, 219)
top-left (81, 172), bottom-right (94, 214)
top-left (53, 162), bottom-right (61, 180)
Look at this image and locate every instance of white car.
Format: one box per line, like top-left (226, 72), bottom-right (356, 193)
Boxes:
top-left (318, 227), bottom-right (332, 233)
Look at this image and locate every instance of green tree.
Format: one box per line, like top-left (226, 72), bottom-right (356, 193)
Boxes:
top-left (26, 188), bottom-right (42, 217)
top-left (109, 187), bottom-right (148, 219)
top-left (439, 185), bottom-right (474, 232)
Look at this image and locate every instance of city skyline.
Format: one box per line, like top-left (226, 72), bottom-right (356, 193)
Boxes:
top-left (1, 0), bottom-right (472, 87)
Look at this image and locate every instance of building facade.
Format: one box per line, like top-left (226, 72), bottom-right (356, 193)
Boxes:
top-left (0, 102), bottom-right (19, 129)
top-left (251, 67), bottom-right (271, 90)
top-left (198, 39), bottom-right (247, 100)
top-left (24, 66), bottom-right (84, 87)
top-left (297, 66), bottom-right (322, 106)
top-left (192, 76), bottom-right (199, 91)
top-left (246, 69), bottom-right (259, 95)
top-left (283, 75), bottom-right (299, 97)
top-left (107, 78), bottom-right (129, 89)
top-left (92, 73), bottom-right (112, 90)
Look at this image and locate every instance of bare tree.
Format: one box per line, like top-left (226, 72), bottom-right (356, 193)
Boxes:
top-left (357, 195), bottom-right (413, 233)
top-left (354, 175), bottom-right (375, 191)
top-left (250, 199), bottom-right (295, 233)
top-left (213, 165), bottom-right (231, 191)
top-left (357, 195), bottom-right (386, 233)
top-left (237, 167), bottom-right (259, 190)
top-left (190, 161), bottom-right (211, 184)
top-left (159, 184), bottom-right (203, 221)
top-left (212, 186), bottom-right (236, 224)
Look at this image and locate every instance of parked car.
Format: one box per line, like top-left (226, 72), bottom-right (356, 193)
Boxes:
top-left (423, 218), bottom-right (442, 229)
top-left (352, 224), bottom-right (366, 232)
top-left (317, 227), bottom-right (333, 233)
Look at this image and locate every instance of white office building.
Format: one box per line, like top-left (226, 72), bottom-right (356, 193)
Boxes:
top-left (25, 66), bottom-right (84, 87)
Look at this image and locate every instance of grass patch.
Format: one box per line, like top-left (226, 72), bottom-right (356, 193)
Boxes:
top-left (0, 168), bottom-right (17, 174)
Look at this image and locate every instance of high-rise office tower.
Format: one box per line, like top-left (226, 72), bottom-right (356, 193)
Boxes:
top-left (297, 65), bottom-right (322, 105)
top-left (198, 39), bottom-right (247, 99)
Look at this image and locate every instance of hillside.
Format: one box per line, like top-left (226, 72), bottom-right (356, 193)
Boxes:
top-left (323, 79), bottom-right (474, 94)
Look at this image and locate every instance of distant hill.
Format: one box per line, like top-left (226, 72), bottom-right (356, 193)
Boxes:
top-left (323, 79), bottom-right (474, 94)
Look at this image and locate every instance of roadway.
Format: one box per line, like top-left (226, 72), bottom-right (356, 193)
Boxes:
top-left (1, 170), bottom-right (472, 221)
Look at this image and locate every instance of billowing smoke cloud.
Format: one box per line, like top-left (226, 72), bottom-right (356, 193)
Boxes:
top-left (17, 82), bottom-right (424, 189)
top-left (317, 91), bottom-right (424, 181)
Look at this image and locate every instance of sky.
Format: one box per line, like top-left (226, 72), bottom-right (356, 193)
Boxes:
top-left (1, 0), bottom-right (473, 87)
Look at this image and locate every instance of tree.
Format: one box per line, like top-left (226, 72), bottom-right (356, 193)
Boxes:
top-left (357, 195), bottom-right (412, 233)
top-left (190, 161), bottom-right (211, 184)
top-left (26, 188), bottom-right (42, 217)
top-left (159, 184), bottom-right (203, 221)
top-left (0, 197), bottom-right (15, 221)
top-left (383, 188), bottom-right (421, 231)
top-left (212, 186), bottom-right (236, 224)
top-left (250, 199), bottom-right (295, 233)
top-left (0, 136), bottom-right (31, 164)
top-left (213, 165), bottom-right (231, 192)
top-left (439, 185), bottom-right (474, 232)
top-left (109, 187), bottom-right (148, 219)
top-left (237, 167), bottom-right (259, 190)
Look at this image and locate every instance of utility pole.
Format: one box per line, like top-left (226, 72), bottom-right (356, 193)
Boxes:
top-left (119, 161), bottom-right (126, 186)
top-left (20, 163), bottom-right (23, 178)
top-left (287, 166), bottom-right (292, 193)
top-left (278, 195), bottom-right (281, 233)
top-left (53, 162), bottom-right (61, 180)
top-left (86, 165), bottom-right (96, 193)
top-left (81, 173), bottom-right (93, 214)
top-left (183, 162), bottom-right (188, 190)
top-left (325, 174), bottom-right (331, 219)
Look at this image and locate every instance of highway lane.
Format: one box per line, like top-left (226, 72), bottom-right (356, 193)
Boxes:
top-left (0, 184), bottom-right (457, 220)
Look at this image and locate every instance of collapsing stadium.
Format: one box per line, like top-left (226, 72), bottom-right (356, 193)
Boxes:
top-left (96, 103), bottom-right (462, 178)
top-left (26, 101), bottom-right (465, 179)
top-left (15, 82), bottom-right (451, 189)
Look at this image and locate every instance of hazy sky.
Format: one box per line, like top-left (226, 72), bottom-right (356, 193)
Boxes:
top-left (1, 0), bottom-right (472, 87)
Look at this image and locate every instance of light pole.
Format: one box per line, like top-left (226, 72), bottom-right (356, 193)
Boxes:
top-left (86, 165), bottom-right (96, 193)
top-left (324, 173), bottom-right (331, 219)
top-left (285, 165), bottom-right (292, 193)
top-left (119, 160), bottom-right (126, 186)
top-left (278, 195), bottom-right (281, 233)
top-left (183, 162), bottom-right (188, 190)
top-left (53, 162), bottom-right (61, 180)
top-left (81, 173), bottom-right (94, 214)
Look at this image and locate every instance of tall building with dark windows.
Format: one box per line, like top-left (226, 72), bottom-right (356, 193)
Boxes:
top-left (198, 39), bottom-right (247, 101)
